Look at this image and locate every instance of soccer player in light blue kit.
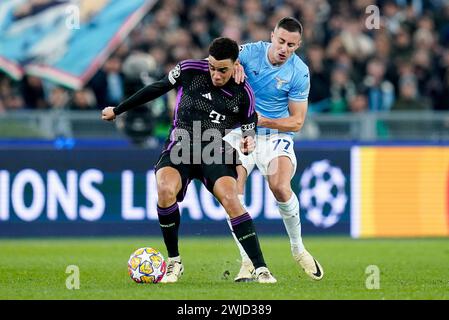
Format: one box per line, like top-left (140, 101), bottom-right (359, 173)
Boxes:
top-left (224, 17), bottom-right (324, 282)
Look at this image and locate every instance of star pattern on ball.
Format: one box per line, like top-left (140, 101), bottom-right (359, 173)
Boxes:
top-left (151, 261), bottom-right (165, 279)
top-left (136, 250), bottom-right (153, 263)
top-left (131, 266), bottom-right (143, 280)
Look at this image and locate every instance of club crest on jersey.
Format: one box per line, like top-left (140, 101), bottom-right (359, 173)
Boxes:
top-left (275, 76), bottom-right (288, 89)
top-left (168, 64), bottom-right (181, 84)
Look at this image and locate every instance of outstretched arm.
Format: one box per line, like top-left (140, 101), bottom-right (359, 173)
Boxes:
top-left (257, 100), bottom-right (308, 132)
top-left (102, 76), bottom-right (175, 121)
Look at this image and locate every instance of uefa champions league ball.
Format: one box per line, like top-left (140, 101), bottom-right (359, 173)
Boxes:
top-left (127, 247), bottom-right (166, 284)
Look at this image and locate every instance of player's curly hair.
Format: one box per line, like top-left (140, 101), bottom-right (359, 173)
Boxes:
top-left (276, 17), bottom-right (303, 35)
top-left (208, 37), bottom-right (239, 62)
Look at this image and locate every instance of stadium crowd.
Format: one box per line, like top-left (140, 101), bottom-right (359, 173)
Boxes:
top-left (1, 0), bottom-right (449, 118)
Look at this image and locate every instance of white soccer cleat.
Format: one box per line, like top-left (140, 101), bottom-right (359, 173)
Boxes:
top-left (160, 257), bottom-right (184, 283)
top-left (255, 267), bottom-right (277, 284)
top-left (234, 260), bottom-right (255, 282)
top-left (294, 250), bottom-right (324, 280)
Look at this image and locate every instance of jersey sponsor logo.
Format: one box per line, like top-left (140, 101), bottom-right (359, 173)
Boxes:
top-left (241, 123), bottom-right (255, 131)
top-left (209, 110), bottom-right (225, 124)
top-left (201, 92), bottom-right (212, 101)
top-left (168, 64), bottom-right (181, 84)
top-left (275, 76), bottom-right (288, 89)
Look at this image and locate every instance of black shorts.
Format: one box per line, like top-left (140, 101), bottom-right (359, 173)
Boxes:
top-left (154, 141), bottom-right (240, 202)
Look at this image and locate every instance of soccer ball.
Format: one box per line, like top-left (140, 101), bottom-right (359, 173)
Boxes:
top-left (127, 247), bottom-right (167, 284)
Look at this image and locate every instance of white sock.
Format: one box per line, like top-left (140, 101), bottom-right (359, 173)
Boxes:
top-left (277, 193), bottom-right (305, 256)
top-left (168, 255), bottom-right (181, 262)
top-left (225, 194), bottom-right (251, 264)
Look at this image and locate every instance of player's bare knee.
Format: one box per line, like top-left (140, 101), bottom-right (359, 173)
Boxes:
top-left (219, 193), bottom-right (236, 207)
top-left (219, 194), bottom-right (242, 217)
top-left (270, 184), bottom-right (292, 202)
top-left (157, 183), bottom-right (177, 204)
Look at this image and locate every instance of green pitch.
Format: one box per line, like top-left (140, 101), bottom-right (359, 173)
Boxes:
top-left (0, 236), bottom-right (448, 300)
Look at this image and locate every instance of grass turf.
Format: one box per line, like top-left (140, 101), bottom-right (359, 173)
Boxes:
top-left (0, 236), bottom-right (448, 300)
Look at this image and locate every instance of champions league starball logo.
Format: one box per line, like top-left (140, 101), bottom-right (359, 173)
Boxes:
top-left (299, 160), bottom-right (347, 228)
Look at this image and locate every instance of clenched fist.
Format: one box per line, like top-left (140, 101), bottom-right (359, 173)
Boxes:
top-left (240, 136), bottom-right (255, 155)
top-left (101, 107), bottom-right (116, 121)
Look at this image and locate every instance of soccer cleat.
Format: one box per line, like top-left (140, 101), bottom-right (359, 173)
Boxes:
top-left (255, 267), bottom-right (277, 283)
top-left (234, 260), bottom-right (255, 282)
top-left (294, 250), bottom-right (324, 280)
top-left (160, 257), bottom-right (184, 283)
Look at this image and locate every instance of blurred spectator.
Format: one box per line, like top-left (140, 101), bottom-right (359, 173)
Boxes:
top-left (191, 19), bottom-right (213, 48)
top-left (0, 76), bottom-right (11, 106)
top-left (413, 14), bottom-right (437, 51)
top-left (349, 93), bottom-right (369, 113)
top-left (242, 0), bottom-right (266, 24)
top-left (412, 49), bottom-right (433, 97)
top-left (4, 93), bottom-right (25, 110)
top-left (0, 75), bottom-right (26, 110)
top-left (89, 57), bottom-right (124, 108)
top-left (246, 22), bottom-right (270, 42)
top-left (329, 65), bottom-right (357, 113)
top-left (307, 44), bottom-right (331, 112)
top-left (49, 86), bottom-right (69, 109)
top-left (392, 26), bottom-right (414, 61)
top-left (21, 76), bottom-right (47, 109)
top-left (392, 75), bottom-right (429, 111)
top-left (382, 0), bottom-right (405, 34)
top-left (433, 70), bottom-right (449, 111)
top-left (435, 2), bottom-right (449, 47)
top-left (362, 58), bottom-right (395, 111)
top-left (222, 15), bottom-right (244, 43)
top-left (339, 18), bottom-right (375, 62)
top-left (70, 89), bottom-right (97, 111)
top-left (373, 32), bottom-right (392, 61)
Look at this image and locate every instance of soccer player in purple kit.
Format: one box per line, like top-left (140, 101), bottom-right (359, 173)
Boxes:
top-left (102, 37), bottom-right (277, 283)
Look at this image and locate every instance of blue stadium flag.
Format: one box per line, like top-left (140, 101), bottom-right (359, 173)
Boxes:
top-left (0, 0), bottom-right (155, 89)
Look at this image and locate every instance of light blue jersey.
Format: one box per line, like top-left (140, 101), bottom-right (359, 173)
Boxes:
top-left (239, 41), bottom-right (310, 135)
